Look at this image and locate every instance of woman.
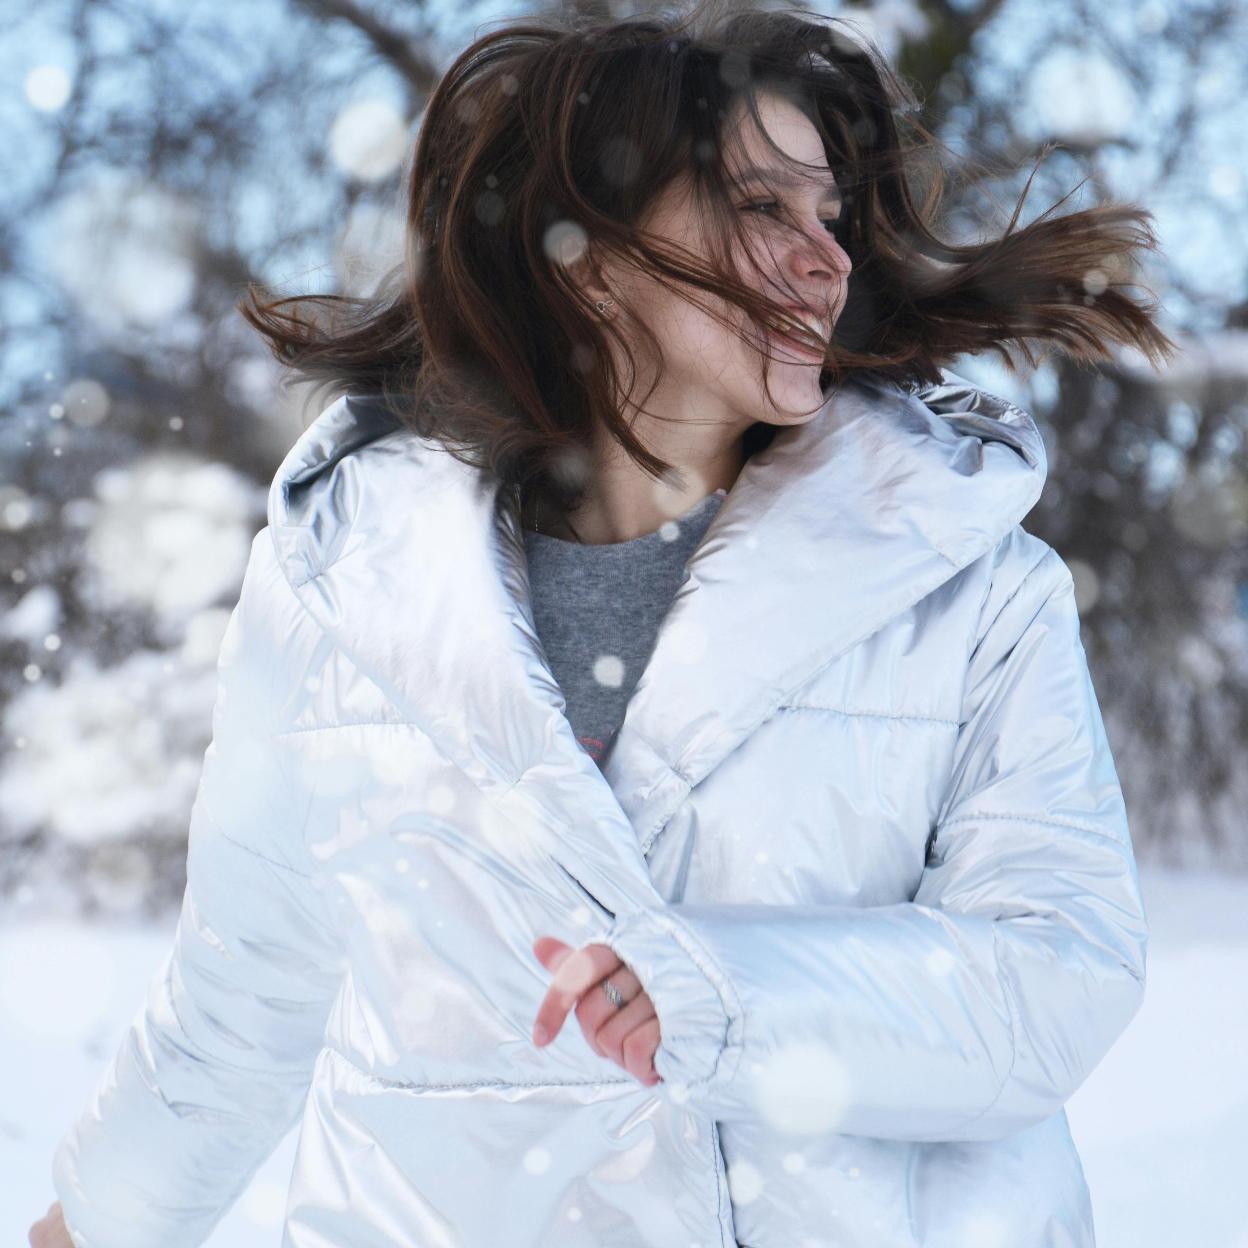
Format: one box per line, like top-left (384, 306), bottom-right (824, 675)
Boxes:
top-left (36, 5), bottom-right (1174, 1247)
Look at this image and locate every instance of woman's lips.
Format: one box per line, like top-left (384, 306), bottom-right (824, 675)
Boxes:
top-left (750, 298), bottom-right (842, 362)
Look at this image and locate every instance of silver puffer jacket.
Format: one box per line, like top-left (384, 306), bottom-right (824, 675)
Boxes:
top-left (52, 370), bottom-right (1148, 1248)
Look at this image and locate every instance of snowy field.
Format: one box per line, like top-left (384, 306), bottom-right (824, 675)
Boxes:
top-left (3, 861), bottom-right (1245, 1247)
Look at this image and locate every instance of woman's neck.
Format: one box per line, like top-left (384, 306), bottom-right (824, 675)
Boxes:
top-left (538, 444), bottom-right (744, 545)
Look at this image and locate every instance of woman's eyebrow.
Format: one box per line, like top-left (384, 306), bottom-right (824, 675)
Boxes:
top-left (735, 166), bottom-right (842, 197)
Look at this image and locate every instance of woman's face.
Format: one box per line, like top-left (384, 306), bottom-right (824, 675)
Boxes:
top-left (595, 89), bottom-right (853, 435)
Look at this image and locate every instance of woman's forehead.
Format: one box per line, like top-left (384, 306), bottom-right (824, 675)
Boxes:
top-left (724, 94), bottom-right (837, 191)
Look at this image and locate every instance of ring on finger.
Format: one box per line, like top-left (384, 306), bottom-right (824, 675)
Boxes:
top-left (599, 966), bottom-right (641, 1012)
top-left (603, 978), bottom-right (627, 1010)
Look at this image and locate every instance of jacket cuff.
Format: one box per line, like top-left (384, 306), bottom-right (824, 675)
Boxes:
top-left (592, 906), bottom-right (743, 1099)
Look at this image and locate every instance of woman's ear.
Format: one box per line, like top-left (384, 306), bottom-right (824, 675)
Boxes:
top-left (560, 237), bottom-right (618, 312)
top-left (575, 257), bottom-right (613, 310)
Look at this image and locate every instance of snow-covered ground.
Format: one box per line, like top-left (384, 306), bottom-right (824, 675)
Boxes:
top-left (3, 862), bottom-right (1245, 1246)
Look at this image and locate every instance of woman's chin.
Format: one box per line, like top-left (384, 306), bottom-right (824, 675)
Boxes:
top-left (764, 371), bottom-right (831, 421)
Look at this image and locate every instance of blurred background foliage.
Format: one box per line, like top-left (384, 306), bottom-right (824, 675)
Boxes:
top-left (1, 0), bottom-right (1246, 918)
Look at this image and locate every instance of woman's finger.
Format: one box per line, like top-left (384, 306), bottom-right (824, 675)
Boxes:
top-left (573, 965), bottom-right (642, 1053)
top-left (593, 988), bottom-right (656, 1066)
top-left (620, 1016), bottom-right (663, 1086)
top-left (27, 1200), bottom-right (75, 1248)
top-left (531, 941), bottom-right (622, 1046)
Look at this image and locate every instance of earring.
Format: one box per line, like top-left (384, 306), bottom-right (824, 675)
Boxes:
top-left (595, 297), bottom-right (615, 314)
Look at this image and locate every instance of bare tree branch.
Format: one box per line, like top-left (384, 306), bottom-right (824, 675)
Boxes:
top-left (287, 0), bottom-right (441, 94)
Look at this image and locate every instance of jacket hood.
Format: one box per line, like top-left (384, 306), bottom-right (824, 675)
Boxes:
top-left (268, 370), bottom-right (1044, 583)
top-left (264, 370), bottom-right (1046, 900)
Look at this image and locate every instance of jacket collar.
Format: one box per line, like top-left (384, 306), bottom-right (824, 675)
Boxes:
top-left (267, 371), bottom-right (1045, 890)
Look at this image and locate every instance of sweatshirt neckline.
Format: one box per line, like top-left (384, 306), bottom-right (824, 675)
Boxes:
top-left (523, 488), bottom-right (727, 551)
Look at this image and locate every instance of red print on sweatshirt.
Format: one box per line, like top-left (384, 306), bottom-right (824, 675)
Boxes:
top-left (577, 735), bottom-right (606, 760)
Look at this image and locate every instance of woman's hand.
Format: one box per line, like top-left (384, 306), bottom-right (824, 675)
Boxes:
top-left (531, 936), bottom-right (662, 1087)
top-left (28, 1200), bottom-right (74, 1247)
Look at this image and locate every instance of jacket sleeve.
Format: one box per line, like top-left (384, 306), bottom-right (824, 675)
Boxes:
top-left (593, 540), bottom-right (1149, 1143)
top-left (51, 532), bottom-right (347, 1248)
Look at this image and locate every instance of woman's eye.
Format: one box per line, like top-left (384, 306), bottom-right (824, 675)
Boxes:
top-left (742, 200), bottom-right (844, 236)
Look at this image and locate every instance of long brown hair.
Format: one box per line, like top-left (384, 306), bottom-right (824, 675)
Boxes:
top-left (238, 2), bottom-right (1176, 531)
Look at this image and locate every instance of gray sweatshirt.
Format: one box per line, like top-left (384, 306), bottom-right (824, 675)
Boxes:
top-left (521, 489), bottom-right (726, 766)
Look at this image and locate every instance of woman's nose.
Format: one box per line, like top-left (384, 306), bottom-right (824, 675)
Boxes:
top-left (825, 245), bottom-right (852, 285)
top-left (789, 220), bottom-right (851, 284)
top-left (816, 230), bottom-right (852, 280)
